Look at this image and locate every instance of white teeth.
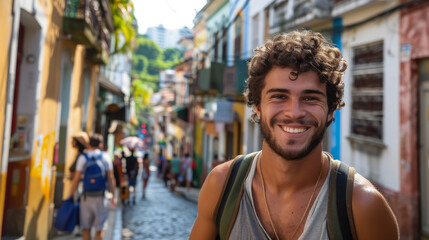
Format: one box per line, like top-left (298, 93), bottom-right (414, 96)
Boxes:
top-left (283, 127), bottom-right (306, 133)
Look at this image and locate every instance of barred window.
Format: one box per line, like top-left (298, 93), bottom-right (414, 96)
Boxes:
top-left (351, 42), bottom-right (384, 141)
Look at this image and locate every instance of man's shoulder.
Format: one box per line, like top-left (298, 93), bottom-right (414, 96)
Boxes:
top-left (351, 173), bottom-right (399, 238)
top-left (352, 173), bottom-right (385, 206)
top-left (203, 159), bottom-right (238, 191)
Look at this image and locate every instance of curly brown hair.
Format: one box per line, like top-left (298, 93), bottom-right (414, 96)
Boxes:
top-left (244, 30), bottom-right (347, 122)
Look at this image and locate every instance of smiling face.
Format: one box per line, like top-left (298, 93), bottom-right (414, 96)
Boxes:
top-left (255, 67), bottom-right (333, 160)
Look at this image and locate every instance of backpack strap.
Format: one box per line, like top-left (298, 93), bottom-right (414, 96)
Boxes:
top-left (214, 152), bottom-right (258, 240)
top-left (327, 159), bottom-right (358, 240)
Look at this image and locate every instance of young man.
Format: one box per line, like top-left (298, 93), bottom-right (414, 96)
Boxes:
top-left (190, 30), bottom-right (399, 239)
top-left (68, 133), bottom-right (116, 240)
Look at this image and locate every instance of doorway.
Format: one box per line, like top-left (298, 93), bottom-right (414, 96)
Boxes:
top-left (419, 58), bottom-right (429, 236)
top-left (52, 52), bottom-right (73, 207)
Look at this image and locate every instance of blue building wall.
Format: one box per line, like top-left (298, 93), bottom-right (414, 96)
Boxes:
top-left (330, 17), bottom-right (342, 160)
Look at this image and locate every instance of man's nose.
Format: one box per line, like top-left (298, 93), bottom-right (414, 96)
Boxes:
top-left (284, 99), bottom-right (305, 119)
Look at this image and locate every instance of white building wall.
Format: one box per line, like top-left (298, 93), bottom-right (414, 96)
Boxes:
top-left (227, 0), bottom-right (249, 64)
top-left (340, 3), bottom-right (400, 191)
top-left (206, 1), bottom-right (229, 65)
top-left (247, 0), bottom-right (272, 59)
top-left (243, 0), bottom-right (272, 154)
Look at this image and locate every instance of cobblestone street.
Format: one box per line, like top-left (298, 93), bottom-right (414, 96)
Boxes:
top-left (121, 170), bottom-right (198, 240)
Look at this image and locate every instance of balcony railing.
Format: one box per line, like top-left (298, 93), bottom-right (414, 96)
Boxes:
top-left (272, 0), bottom-right (333, 32)
top-left (63, 0), bottom-right (101, 47)
top-left (332, 0), bottom-right (389, 17)
top-left (64, 0), bottom-right (113, 65)
top-left (86, 24), bottom-right (111, 65)
top-left (194, 62), bottom-right (226, 94)
top-left (223, 59), bottom-right (248, 96)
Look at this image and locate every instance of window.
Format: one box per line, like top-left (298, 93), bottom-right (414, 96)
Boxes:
top-left (213, 31), bottom-right (219, 62)
top-left (252, 14), bottom-right (259, 50)
top-left (351, 41), bottom-right (384, 141)
top-left (264, 7), bottom-right (270, 40)
top-left (222, 27), bottom-right (228, 63)
top-left (234, 16), bottom-right (242, 59)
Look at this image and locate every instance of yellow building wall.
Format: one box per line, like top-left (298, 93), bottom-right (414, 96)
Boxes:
top-left (194, 120), bottom-right (205, 158)
top-left (62, 44), bottom-right (86, 199)
top-left (23, 0), bottom-right (85, 238)
top-left (233, 102), bottom-right (245, 156)
top-left (86, 65), bottom-right (99, 134)
top-left (0, 0), bottom-right (14, 232)
top-left (24, 41), bottom-right (98, 238)
top-left (23, 2), bottom-right (63, 237)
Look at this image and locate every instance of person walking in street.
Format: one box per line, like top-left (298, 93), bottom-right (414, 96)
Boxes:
top-left (182, 153), bottom-right (193, 191)
top-left (156, 151), bottom-right (165, 179)
top-left (141, 153), bottom-right (151, 199)
top-left (67, 131), bottom-right (89, 236)
top-left (112, 151), bottom-right (123, 193)
top-left (68, 131), bottom-right (89, 180)
top-left (124, 147), bottom-right (140, 204)
top-left (190, 30), bottom-right (399, 240)
top-left (169, 153), bottom-right (181, 191)
top-left (68, 133), bottom-right (116, 240)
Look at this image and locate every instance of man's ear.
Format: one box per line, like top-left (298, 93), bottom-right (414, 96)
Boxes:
top-left (254, 105), bottom-right (261, 119)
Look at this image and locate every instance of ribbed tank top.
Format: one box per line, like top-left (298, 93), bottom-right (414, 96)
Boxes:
top-left (229, 152), bottom-right (331, 240)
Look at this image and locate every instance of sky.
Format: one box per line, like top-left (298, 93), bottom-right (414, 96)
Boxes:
top-left (133, 0), bottom-right (207, 35)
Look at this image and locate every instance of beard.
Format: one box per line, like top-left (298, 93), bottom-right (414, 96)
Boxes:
top-left (259, 113), bottom-right (328, 160)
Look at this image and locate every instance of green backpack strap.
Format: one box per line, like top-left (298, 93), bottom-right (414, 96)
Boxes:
top-left (327, 159), bottom-right (358, 240)
top-left (214, 152), bottom-right (258, 240)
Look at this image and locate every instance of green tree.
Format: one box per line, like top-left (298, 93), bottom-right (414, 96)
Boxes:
top-left (147, 59), bottom-right (167, 75)
top-left (109, 0), bottom-right (137, 54)
top-left (135, 36), bottom-right (163, 60)
top-left (130, 35), bottom-right (185, 120)
top-left (132, 55), bottom-right (148, 74)
top-left (163, 48), bottom-right (184, 62)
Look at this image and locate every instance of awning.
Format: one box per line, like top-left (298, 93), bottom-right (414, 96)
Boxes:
top-left (99, 79), bottom-right (124, 97)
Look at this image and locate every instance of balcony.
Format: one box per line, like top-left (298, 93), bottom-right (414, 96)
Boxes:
top-left (272, 0), bottom-right (333, 32)
top-left (195, 62), bottom-right (226, 94)
top-left (223, 59), bottom-right (248, 96)
top-left (63, 0), bottom-right (101, 47)
top-left (332, 0), bottom-right (389, 17)
top-left (64, 0), bottom-right (113, 65)
top-left (86, 24), bottom-right (111, 65)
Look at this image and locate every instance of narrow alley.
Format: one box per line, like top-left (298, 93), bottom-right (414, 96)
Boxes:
top-left (121, 169), bottom-right (198, 240)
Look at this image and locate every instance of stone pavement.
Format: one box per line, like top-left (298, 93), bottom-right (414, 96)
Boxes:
top-left (174, 186), bottom-right (200, 204)
top-left (121, 175), bottom-right (199, 240)
top-left (51, 185), bottom-right (200, 240)
top-left (52, 194), bottom-right (123, 240)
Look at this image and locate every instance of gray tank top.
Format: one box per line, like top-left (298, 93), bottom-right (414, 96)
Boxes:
top-left (229, 152), bottom-right (331, 240)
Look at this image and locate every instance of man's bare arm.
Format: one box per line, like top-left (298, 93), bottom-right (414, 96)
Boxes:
top-left (352, 174), bottom-right (399, 240)
top-left (189, 161), bottom-right (233, 240)
top-left (67, 170), bottom-right (81, 198)
top-left (107, 169), bottom-right (116, 198)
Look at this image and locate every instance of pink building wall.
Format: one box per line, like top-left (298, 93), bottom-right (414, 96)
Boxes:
top-left (397, 1), bottom-right (429, 238)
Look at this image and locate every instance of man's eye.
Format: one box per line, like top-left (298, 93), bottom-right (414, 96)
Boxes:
top-left (272, 95), bottom-right (286, 99)
top-left (304, 96), bottom-right (318, 101)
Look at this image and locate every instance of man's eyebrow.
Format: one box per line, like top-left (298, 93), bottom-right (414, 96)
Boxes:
top-left (303, 89), bottom-right (326, 97)
top-left (265, 88), bottom-right (326, 97)
top-left (266, 88), bottom-right (290, 94)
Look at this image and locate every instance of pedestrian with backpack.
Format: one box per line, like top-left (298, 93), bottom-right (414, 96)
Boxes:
top-left (67, 133), bottom-right (116, 240)
top-left (190, 30), bottom-right (399, 240)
